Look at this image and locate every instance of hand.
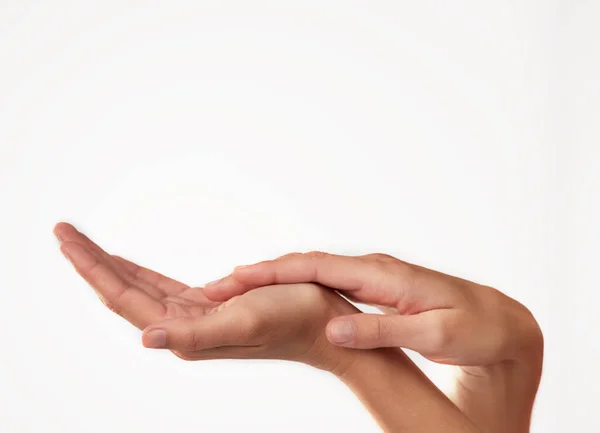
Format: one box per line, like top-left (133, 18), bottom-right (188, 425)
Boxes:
top-left (203, 252), bottom-right (543, 366)
top-left (53, 225), bottom-right (484, 432)
top-left (205, 252), bottom-right (543, 433)
top-left (53, 223), bottom-right (357, 372)
top-left (203, 252), bottom-right (544, 433)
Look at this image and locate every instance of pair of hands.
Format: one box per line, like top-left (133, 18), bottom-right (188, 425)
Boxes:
top-left (54, 222), bottom-right (542, 371)
top-left (55, 222), bottom-right (543, 431)
top-left (204, 252), bottom-right (544, 368)
top-left (201, 248), bottom-right (544, 432)
top-left (54, 223), bottom-right (357, 372)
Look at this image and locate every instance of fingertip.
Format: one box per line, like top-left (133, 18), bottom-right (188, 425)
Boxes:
top-left (53, 221), bottom-right (68, 232)
top-left (203, 275), bottom-right (249, 301)
top-left (142, 328), bottom-right (167, 349)
top-left (203, 285), bottom-right (235, 302)
top-left (326, 318), bottom-right (356, 346)
top-left (53, 221), bottom-right (73, 241)
top-left (54, 222), bottom-right (82, 244)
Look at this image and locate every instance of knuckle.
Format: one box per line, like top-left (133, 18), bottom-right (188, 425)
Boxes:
top-left (371, 317), bottom-right (384, 343)
top-left (394, 263), bottom-right (419, 302)
top-left (363, 253), bottom-right (396, 263)
top-left (370, 317), bottom-right (395, 346)
top-left (363, 254), bottom-right (404, 280)
top-left (428, 316), bottom-right (455, 351)
top-left (366, 257), bottom-right (418, 310)
top-left (304, 251), bottom-right (330, 261)
top-left (277, 252), bottom-right (303, 260)
top-left (357, 256), bottom-right (410, 304)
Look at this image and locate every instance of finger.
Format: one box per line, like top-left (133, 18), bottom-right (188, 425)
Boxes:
top-left (54, 222), bottom-right (118, 267)
top-left (204, 252), bottom-right (408, 307)
top-left (112, 256), bottom-right (189, 295)
top-left (202, 274), bottom-right (256, 302)
top-left (325, 311), bottom-right (456, 355)
top-left (141, 308), bottom-right (254, 351)
top-left (113, 256), bottom-right (219, 308)
top-left (54, 222), bottom-right (166, 299)
top-left (60, 241), bottom-right (165, 329)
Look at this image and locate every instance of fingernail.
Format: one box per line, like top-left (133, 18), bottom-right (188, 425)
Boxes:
top-left (144, 329), bottom-right (167, 348)
top-left (204, 277), bottom-right (223, 287)
top-left (329, 321), bottom-right (355, 344)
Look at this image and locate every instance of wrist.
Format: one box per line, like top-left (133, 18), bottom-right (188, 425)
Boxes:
top-left (334, 347), bottom-right (479, 433)
top-left (514, 312), bottom-right (544, 368)
top-left (303, 325), bottom-right (360, 374)
top-left (455, 315), bottom-right (543, 433)
top-left (304, 288), bottom-right (364, 373)
top-left (456, 359), bottom-right (540, 433)
top-left (499, 301), bottom-right (544, 374)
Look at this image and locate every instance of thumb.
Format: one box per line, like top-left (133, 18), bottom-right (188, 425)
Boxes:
top-left (326, 312), bottom-right (448, 353)
top-left (142, 309), bottom-right (247, 351)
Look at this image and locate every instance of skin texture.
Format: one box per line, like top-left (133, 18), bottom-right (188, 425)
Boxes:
top-left (53, 222), bottom-right (478, 432)
top-left (203, 251), bottom-right (544, 433)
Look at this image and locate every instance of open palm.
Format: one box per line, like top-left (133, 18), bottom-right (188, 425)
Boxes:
top-left (54, 222), bottom-right (357, 367)
top-left (54, 222), bottom-right (244, 362)
top-left (54, 222), bottom-right (220, 332)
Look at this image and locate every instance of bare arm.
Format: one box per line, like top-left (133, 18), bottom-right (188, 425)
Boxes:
top-left (55, 222), bottom-right (477, 433)
top-left (204, 251), bottom-right (544, 433)
top-left (451, 336), bottom-right (543, 433)
top-left (334, 347), bottom-right (479, 433)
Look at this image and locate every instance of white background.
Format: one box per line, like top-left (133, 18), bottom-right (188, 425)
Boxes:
top-left (0, 1), bottom-right (596, 432)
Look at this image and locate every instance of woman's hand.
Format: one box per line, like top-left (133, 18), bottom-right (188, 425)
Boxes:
top-left (203, 251), bottom-right (544, 433)
top-left (144, 284), bottom-right (359, 371)
top-left (53, 224), bottom-right (480, 432)
top-left (204, 252), bottom-right (543, 366)
top-left (53, 223), bottom-right (356, 372)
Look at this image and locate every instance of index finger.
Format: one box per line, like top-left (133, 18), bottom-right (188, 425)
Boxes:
top-left (60, 241), bottom-right (165, 329)
top-left (203, 252), bottom-right (412, 307)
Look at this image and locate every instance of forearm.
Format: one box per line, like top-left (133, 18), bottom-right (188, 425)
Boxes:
top-left (451, 318), bottom-right (544, 433)
top-left (452, 362), bottom-right (538, 433)
top-left (332, 348), bottom-right (480, 433)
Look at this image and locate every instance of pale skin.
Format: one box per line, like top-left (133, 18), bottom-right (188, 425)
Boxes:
top-left (203, 252), bottom-right (544, 433)
top-left (54, 223), bottom-right (478, 433)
